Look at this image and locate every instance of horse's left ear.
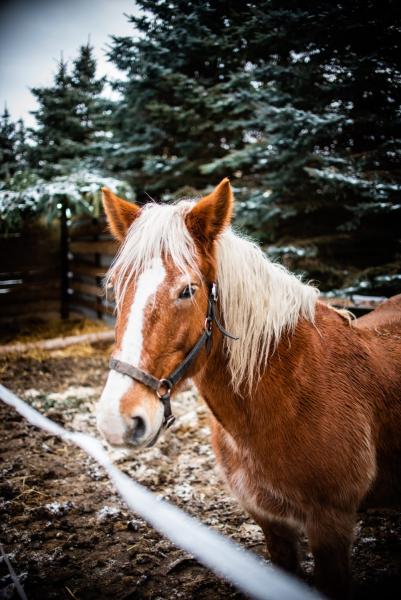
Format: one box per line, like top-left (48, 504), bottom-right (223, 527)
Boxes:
top-left (186, 178), bottom-right (233, 245)
top-left (102, 188), bottom-right (141, 241)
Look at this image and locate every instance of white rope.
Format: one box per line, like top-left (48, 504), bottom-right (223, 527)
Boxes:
top-left (0, 384), bottom-right (323, 600)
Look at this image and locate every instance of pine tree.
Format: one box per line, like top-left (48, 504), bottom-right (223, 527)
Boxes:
top-left (71, 42), bottom-right (109, 156)
top-left (0, 106), bottom-right (17, 180)
top-left (14, 119), bottom-right (29, 170)
top-left (108, 0), bottom-right (254, 193)
top-left (230, 0), bottom-right (401, 294)
top-left (31, 58), bottom-right (79, 176)
top-left (139, 0), bottom-right (399, 295)
top-left (110, 1), bottom-right (401, 294)
top-left (31, 45), bottom-right (108, 178)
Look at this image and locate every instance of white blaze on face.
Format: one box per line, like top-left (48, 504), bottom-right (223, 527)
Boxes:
top-left (97, 258), bottom-right (166, 445)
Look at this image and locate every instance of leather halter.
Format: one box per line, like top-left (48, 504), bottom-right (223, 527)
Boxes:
top-left (109, 282), bottom-right (238, 430)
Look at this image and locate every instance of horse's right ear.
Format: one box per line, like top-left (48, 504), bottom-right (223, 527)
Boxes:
top-left (102, 188), bottom-right (141, 241)
top-left (185, 178), bottom-right (233, 247)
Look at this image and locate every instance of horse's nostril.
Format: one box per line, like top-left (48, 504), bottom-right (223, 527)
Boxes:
top-left (131, 416), bottom-right (146, 442)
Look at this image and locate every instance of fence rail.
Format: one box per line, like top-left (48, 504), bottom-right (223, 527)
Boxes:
top-left (0, 223), bottom-right (61, 320)
top-left (0, 383), bottom-right (323, 600)
top-left (68, 215), bottom-right (115, 319)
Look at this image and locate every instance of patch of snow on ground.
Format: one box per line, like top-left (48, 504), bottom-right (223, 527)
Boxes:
top-left (97, 506), bottom-right (120, 520)
top-left (45, 501), bottom-right (73, 515)
top-left (175, 409), bottom-right (199, 430)
top-left (174, 482), bottom-right (194, 502)
top-left (47, 386), bottom-right (98, 402)
top-left (23, 389), bottom-right (42, 399)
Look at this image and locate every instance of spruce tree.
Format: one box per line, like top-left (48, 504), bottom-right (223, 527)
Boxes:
top-left (31, 45), bottom-right (108, 178)
top-left (71, 42), bottom-right (109, 157)
top-left (31, 58), bottom-right (79, 176)
top-left (108, 0), bottom-right (400, 294)
top-left (108, 0), bottom-right (254, 193)
top-left (14, 119), bottom-right (29, 170)
top-left (229, 0), bottom-right (401, 294)
top-left (0, 106), bottom-right (17, 180)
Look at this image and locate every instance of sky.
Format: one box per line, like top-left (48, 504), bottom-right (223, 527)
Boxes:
top-left (0, 0), bottom-right (139, 126)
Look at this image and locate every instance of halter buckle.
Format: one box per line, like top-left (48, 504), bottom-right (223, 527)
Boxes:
top-left (211, 282), bottom-right (218, 302)
top-left (156, 378), bottom-right (172, 399)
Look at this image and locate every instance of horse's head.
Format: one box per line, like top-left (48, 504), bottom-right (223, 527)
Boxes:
top-left (97, 179), bottom-right (233, 448)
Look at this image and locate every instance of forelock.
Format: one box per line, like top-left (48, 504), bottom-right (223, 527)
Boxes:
top-left (105, 200), bottom-right (201, 309)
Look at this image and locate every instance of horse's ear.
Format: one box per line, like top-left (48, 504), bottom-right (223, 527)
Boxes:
top-left (186, 178), bottom-right (233, 246)
top-left (102, 188), bottom-right (140, 241)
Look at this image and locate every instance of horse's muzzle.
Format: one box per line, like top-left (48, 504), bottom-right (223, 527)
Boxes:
top-left (128, 416), bottom-right (163, 448)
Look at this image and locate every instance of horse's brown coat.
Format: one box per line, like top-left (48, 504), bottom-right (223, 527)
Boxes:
top-left (195, 299), bottom-right (401, 598)
top-left (101, 182), bottom-right (401, 599)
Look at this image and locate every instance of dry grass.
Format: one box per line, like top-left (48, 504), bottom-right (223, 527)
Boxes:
top-left (0, 317), bottom-right (112, 361)
top-left (0, 317), bottom-right (109, 346)
top-left (22, 342), bottom-right (107, 361)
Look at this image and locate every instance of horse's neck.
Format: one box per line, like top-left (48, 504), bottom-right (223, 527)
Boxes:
top-left (194, 301), bottom-right (354, 439)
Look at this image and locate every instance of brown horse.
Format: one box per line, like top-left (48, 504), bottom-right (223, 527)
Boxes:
top-left (97, 179), bottom-right (401, 599)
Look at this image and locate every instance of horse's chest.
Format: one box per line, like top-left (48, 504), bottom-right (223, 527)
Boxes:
top-left (213, 428), bottom-right (290, 521)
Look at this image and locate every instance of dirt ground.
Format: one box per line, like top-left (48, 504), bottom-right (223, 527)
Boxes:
top-left (0, 320), bottom-right (400, 600)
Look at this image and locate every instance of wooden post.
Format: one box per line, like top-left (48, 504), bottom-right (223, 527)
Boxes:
top-left (60, 197), bottom-right (69, 319)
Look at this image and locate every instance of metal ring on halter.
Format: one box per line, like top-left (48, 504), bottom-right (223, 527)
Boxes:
top-left (204, 317), bottom-right (213, 334)
top-left (156, 378), bottom-right (173, 399)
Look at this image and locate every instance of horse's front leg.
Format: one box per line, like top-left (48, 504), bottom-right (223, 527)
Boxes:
top-left (307, 510), bottom-right (355, 600)
top-left (252, 513), bottom-right (302, 576)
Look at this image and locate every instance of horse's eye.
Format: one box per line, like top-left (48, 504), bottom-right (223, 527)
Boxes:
top-left (179, 285), bottom-right (196, 299)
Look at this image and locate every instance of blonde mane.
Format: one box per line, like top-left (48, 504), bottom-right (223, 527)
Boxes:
top-left (106, 201), bottom-right (319, 394)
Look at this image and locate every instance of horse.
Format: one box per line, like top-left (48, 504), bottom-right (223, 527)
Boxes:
top-left (97, 178), bottom-right (401, 599)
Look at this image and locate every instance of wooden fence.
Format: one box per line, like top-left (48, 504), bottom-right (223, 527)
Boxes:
top-left (0, 216), bottom-right (116, 322)
top-left (0, 223), bottom-right (61, 321)
top-left (68, 215), bottom-right (117, 319)
top-left (0, 215), bottom-right (388, 322)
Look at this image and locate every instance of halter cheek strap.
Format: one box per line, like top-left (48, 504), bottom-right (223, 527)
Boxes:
top-left (108, 358), bottom-right (177, 428)
top-left (109, 282), bottom-right (238, 430)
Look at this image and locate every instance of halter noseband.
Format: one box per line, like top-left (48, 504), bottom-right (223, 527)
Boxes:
top-left (109, 282), bottom-right (238, 430)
